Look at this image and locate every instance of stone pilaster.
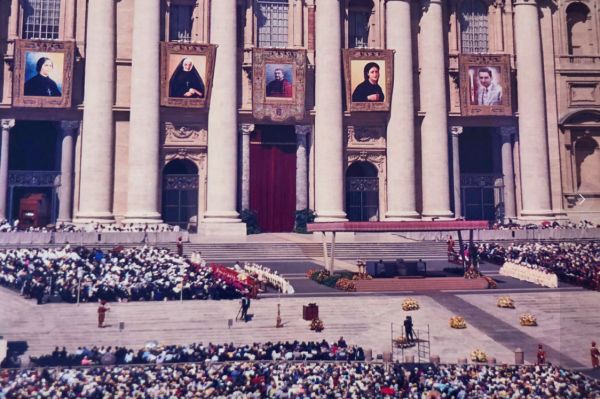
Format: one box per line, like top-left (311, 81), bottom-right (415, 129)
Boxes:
top-left (450, 126), bottom-right (463, 219)
top-left (123, 0), bottom-right (162, 223)
top-left (76, 0), bottom-right (115, 223)
top-left (419, 0), bottom-right (453, 219)
top-left (0, 119), bottom-right (15, 221)
top-left (500, 126), bottom-right (517, 220)
top-left (57, 121), bottom-right (79, 223)
top-left (314, 0), bottom-right (346, 222)
top-left (201, 0), bottom-right (245, 235)
top-left (240, 124), bottom-right (254, 211)
top-left (386, 0), bottom-right (419, 220)
top-left (295, 125), bottom-right (310, 211)
top-left (513, 0), bottom-right (553, 219)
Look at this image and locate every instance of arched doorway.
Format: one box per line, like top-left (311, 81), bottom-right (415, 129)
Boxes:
top-left (8, 121), bottom-right (60, 227)
top-left (346, 161), bottom-right (379, 221)
top-left (162, 159), bottom-right (198, 228)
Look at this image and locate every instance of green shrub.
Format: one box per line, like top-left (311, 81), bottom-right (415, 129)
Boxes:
top-left (240, 209), bottom-right (261, 235)
top-left (293, 209), bottom-right (316, 233)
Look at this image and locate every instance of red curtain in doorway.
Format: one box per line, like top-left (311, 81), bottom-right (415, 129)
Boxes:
top-left (249, 141), bottom-right (296, 232)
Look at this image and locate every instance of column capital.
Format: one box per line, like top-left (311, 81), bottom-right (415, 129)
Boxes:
top-left (240, 123), bottom-right (255, 135)
top-left (1, 119), bottom-right (15, 131)
top-left (450, 126), bottom-right (463, 137)
top-left (512, 0), bottom-right (542, 7)
top-left (295, 125), bottom-right (311, 136)
top-left (60, 120), bottom-right (80, 133)
top-left (499, 126), bottom-right (518, 138)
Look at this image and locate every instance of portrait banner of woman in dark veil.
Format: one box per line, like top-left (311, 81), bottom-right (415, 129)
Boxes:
top-left (343, 49), bottom-right (393, 112)
top-left (160, 43), bottom-right (216, 108)
top-left (12, 40), bottom-right (74, 108)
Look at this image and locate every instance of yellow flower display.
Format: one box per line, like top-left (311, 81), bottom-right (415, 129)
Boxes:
top-left (402, 298), bottom-right (420, 311)
top-left (519, 313), bottom-right (537, 326)
top-left (497, 296), bottom-right (515, 309)
top-left (470, 348), bottom-right (487, 362)
top-left (450, 316), bottom-right (467, 329)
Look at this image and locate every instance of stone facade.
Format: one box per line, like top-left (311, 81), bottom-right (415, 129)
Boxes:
top-left (0, 0), bottom-right (599, 233)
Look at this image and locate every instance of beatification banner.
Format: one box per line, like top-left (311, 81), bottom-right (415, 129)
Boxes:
top-left (252, 48), bottom-right (307, 122)
top-left (13, 39), bottom-right (75, 108)
top-left (459, 54), bottom-right (513, 116)
top-left (160, 42), bottom-right (217, 109)
top-left (343, 48), bottom-right (393, 112)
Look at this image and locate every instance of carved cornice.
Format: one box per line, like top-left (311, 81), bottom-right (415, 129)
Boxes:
top-left (165, 148), bottom-right (206, 165)
top-left (164, 122), bottom-right (207, 146)
top-left (347, 150), bottom-right (386, 175)
top-left (347, 125), bottom-right (386, 149)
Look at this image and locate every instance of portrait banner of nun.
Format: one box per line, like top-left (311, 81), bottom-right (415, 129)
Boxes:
top-left (12, 40), bottom-right (75, 108)
top-left (160, 42), bottom-right (217, 108)
top-left (343, 49), bottom-right (393, 112)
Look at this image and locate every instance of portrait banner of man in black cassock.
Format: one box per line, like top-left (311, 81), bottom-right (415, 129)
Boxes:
top-left (343, 49), bottom-right (393, 112)
top-left (252, 48), bottom-right (307, 122)
top-left (160, 42), bottom-right (217, 108)
top-left (12, 40), bottom-right (74, 108)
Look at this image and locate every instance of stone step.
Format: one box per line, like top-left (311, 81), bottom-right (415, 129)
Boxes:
top-left (354, 277), bottom-right (489, 292)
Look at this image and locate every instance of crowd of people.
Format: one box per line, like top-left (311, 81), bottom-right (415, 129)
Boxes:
top-left (0, 220), bottom-right (182, 233)
top-left (490, 219), bottom-right (598, 230)
top-left (1, 359), bottom-right (598, 398)
top-left (479, 241), bottom-right (600, 290)
top-left (29, 338), bottom-right (361, 368)
top-left (0, 245), bottom-right (245, 304)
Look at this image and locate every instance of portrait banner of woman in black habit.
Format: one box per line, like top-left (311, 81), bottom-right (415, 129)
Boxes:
top-left (343, 49), bottom-right (393, 112)
top-left (12, 40), bottom-right (74, 108)
top-left (160, 43), bottom-right (217, 108)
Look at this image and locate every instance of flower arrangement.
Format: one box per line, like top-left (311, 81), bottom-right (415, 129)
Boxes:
top-left (335, 278), bottom-right (356, 292)
top-left (497, 296), bottom-right (515, 309)
top-left (464, 267), bottom-right (480, 280)
top-left (310, 318), bottom-right (324, 332)
top-left (401, 298), bottom-right (420, 311)
top-left (470, 349), bottom-right (487, 363)
top-left (450, 316), bottom-right (467, 329)
top-left (392, 336), bottom-right (415, 348)
top-left (519, 313), bottom-right (537, 326)
top-left (483, 276), bottom-right (498, 289)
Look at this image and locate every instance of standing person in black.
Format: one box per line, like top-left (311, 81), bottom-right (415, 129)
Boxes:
top-left (240, 294), bottom-right (251, 322)
top-left (404, 316), bottom-right (415, 342)
top-left (176, 237), bottom-right (184, 257)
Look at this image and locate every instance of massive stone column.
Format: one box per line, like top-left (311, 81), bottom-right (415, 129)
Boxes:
top-left (57, 121), bottom-right (79, 223)
top-left (500, 127), bottom-right (517, 220)
top-left (201, 0), bottom-right (245, 235)
top-left (0, 119), bottom-right (15, 221)
top-left (513, 0), bottom-right (553, 219)
top-left (419, 0), bottom-right (453, 219)
top-left (386, 0), bottom-right (419, 220)
top-left (295, 125), bottom-right (310, 211)
top-left (450, 126), bottom-right (463, 219)
top-left (240, 124), bottom-right (254, 211)
top-left (75, 0), bottom-right (115, 223)
top-left (314, 0), bottom-right (346, 222)
top-left (123, 0), bottom-right (162, 223)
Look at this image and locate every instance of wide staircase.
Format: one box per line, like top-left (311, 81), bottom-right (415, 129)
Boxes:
top-left (0, 241), bottom-right (449, 262)
top-left (180, 241), bottom-right (449, 262)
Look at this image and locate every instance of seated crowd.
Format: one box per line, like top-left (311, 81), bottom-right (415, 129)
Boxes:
top-left (1, 357), bottom-right (598, 398)
top-left (479, 241), bottom-right (600, 290)
top-left (0, 246), bottom-right (245, 304)
top-left (29, 338), bottom-right (361, 368)
top-left (0, 219), bottom-right (182, 233)
top-left (490, 219), bottom-right (598, 230)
